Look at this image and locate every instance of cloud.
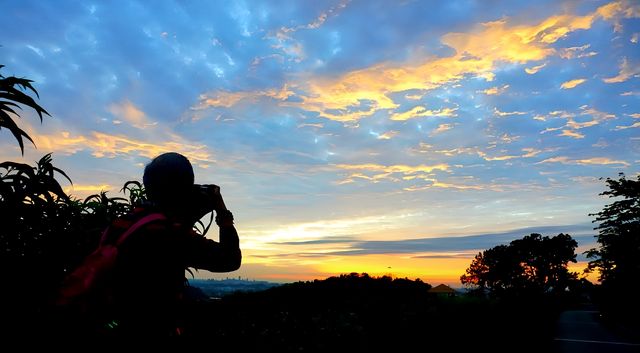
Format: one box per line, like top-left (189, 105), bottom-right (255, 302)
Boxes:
top-left (560, 78), bottom-right (587, 89)
top-left (377, 130), bottom-right (399, 140)
top-left (431, 123), bottom-right (453, 135)
top-left (108, 100), bottom-right (157, 128)
top-left (603, 57), bottom-right (640, 83)
top-left (493, 108), bottom-right (527, 117)
top-left (615, 121), bottom-right (640, 130)
top-left (64, 183), bottom-right (117, 198)
top-left (559, 129), bottom-right (585, 139)
top-left (194, 85), bottom-right (294, 111)
top-left (559, 44), bottom-right (598, 59)
top-left (193, 0), bottom-right (639, 123)
top-left (479, 84), bottom-right (509, 95)
top-left (301, 224), bottom-right (596, 256)
top-left (539, 105), bottom-right (615, 138)
top-left (537, 156), bottom-right (630, 167)
top-left (403, 179), bottom-right (484, 191)
top-left (525, 62), bottom-right (547, 74)
top-left (266, 0), bottom-right (351, 62)
top-left (334, 163), bottom-right (450, 175)
top-left (482, 154), bottom-right (520, 161)
top-left (31, 130), bottom-right (214, 167)
top-left (390, 106), bottom-right (458, 121)
top-left (596, 0), bottom-right (640, 32)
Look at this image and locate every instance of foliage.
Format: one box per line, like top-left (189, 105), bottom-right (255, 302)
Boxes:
top-left (0, 65), bottom-right (50, 155)
top-left (585, 173), bottom-right (640, 324)
top-left (586, 173), bottom-right (640, 287)
top-left (460, 233), bottom-right (579, 297)
top-left (177, 273), bottom-right (557, 351)
top-left (0, 152), bottom-right (148, 335)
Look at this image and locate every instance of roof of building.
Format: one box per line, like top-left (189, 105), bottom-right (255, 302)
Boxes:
top-left (428, 284), bottom-right (456, 293)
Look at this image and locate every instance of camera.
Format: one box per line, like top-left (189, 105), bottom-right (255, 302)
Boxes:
top-left (190, 184), bottom-right (219, 220)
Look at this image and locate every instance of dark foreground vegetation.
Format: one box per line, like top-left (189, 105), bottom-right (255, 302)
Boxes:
top-left (180, 273), bottom-right (565, 351)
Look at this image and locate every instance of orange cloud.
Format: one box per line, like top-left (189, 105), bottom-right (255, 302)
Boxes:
top-left (64, 184), bottom-right (116, 198)
top-left (560, 78), bottom-right (587, 89)
top-left (559, 129), bottom-right (585, 139)
top-left (335, 163), bottom-right (450, 175)
top-left (525, 62), bottom-right (547, 74)
top-left (431, 123), bottom-right (453, 135)
top-left (596, 0), bottom-right (640, 32)
top-left (108, 100), bottom-right (156, 128)
top-left (31, 130), bottom-right (214, 167)
top-left (479, 85), bottom-right (509, 95)
top-left (377, 131), bottom-right (399, 140)
top-left (193, 1), bottom-right (639, 123)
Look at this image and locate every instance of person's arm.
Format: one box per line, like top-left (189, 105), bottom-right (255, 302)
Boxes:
top-left (184, 187), bottom-right (241, 272)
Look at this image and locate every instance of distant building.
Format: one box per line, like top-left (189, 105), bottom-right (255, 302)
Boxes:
top-left (428, 284), bottom-right (457, 297)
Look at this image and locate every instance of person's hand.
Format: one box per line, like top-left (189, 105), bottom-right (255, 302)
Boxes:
top-left (209, 184), bottom-right (227, 212)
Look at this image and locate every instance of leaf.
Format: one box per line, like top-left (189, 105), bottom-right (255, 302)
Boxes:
top-left (0, 110), bottom-right (35, 154)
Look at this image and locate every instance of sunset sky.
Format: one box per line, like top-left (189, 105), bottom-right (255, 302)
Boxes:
top-left (1, 0), bottom-right (638, 286)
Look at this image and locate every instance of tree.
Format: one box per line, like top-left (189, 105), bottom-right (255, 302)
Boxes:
top-left (461, 233), bottom-right (578, 297)
top-left (586, 173), bottom-right (640, 290)
top-left (0, 65), bottom-right (50, 155)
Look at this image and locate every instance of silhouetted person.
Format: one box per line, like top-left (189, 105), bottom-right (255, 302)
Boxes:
top-left (93, 152), bottom-right (241, 339)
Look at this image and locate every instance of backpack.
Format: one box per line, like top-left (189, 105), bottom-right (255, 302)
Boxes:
top-left (55, 212), bottom-right (166, 325)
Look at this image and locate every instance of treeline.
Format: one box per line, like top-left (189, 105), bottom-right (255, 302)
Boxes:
top-left (181, 273), bottom-right (559, 351)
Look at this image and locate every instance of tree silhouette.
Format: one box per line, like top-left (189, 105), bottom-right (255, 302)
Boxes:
top-left (586, 173), bottom-right (640, 286)
top-left (461, 233), bottom-right (579, 297)
top-left (0, 65), bottom-right (50, 155)
top-left (585, 173), bottom-right (640, 322)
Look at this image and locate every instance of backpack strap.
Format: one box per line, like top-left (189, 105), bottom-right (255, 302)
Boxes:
top-left (115, 212), bottom-right (167, 247)
top-left (97, 213), bottom-right (166, 247)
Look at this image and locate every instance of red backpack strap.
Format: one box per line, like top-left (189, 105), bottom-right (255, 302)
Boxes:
top-left (114, 212), bottom-right (167, 246)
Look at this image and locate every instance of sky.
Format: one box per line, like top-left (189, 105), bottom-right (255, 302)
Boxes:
top-left (1, 0), bottom-right (638, 286)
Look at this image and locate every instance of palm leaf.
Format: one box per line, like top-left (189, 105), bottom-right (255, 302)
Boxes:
top-left (0, 66), bottom-right (51, 155)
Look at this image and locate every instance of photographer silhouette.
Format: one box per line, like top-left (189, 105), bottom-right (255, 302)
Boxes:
top-left (87, 152), bottom-right (241, 339)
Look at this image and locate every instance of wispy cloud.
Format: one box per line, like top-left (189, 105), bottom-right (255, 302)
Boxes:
top-left (283, 224), bottom-right (596, 256)
top-left (108, 100), bottom-right (157, 128)
top-left (431, 123), bottom-right (454, 135)
top-left (267, 0), bottom-right (351, 61)
top-left (559, 44), bottom-right (598, 59)
top-left (603, 57), bottom-right (640, 83)
top-left (390, 106), bottom-right (458, 121)
top-left (615, 121), bottom-right (640, 130)
top-left (538, 156), bottom-right (629, 167)
top-left (493, 108), bottom-right (527, 117)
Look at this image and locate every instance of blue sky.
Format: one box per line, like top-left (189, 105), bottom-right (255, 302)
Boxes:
top-left (1, 0), bottom-right (638, 284)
